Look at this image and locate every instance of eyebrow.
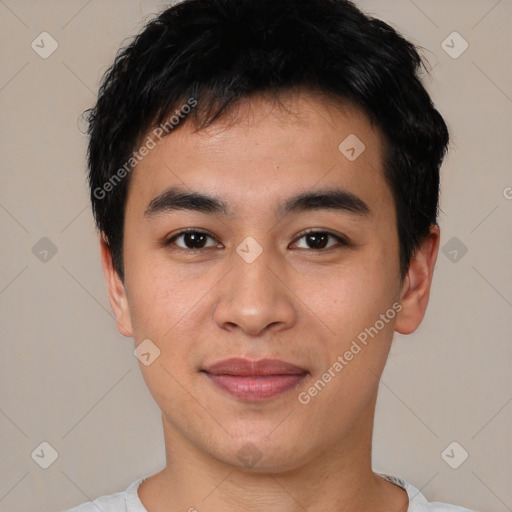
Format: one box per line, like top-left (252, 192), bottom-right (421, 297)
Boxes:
top-left (144, 185), bottom-right (371, 219)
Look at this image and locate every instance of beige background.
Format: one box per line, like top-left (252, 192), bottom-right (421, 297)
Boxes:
top-left (0, 1), bottom-right (511, 511)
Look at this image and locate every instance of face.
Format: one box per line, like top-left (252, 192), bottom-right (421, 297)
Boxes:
top-left (102, 91), bottom-right (436, 472)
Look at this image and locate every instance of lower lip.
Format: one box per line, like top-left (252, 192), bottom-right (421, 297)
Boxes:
top-left (204, 373), bottom-right (307, 401)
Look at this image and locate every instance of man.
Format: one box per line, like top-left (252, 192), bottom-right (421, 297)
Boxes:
top-left (66, 0), bottom-right (476, 510)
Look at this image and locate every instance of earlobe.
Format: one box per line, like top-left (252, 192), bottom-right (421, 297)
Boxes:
top-left (395, 225), bottom-right (440, 335)
top-left (99, 234), bottom-right (133, 337)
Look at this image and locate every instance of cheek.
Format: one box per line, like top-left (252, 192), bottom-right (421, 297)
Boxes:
top-left (303, 266), bottom-right (399, 415)
top-left (124, 242), bottom-right (199, 337)
top-left (125, 259), bottom-right (208, 379)
top-left (305, 252), bottom-right (399, 340)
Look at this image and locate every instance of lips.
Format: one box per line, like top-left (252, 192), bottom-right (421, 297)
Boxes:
top-left (203, 357), bottom-right (308, 376)
top-left (202, 358), bottom-right (309, 401)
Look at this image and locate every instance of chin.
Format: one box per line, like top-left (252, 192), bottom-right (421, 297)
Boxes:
top-left (211, 429), bottom-right (313, 473)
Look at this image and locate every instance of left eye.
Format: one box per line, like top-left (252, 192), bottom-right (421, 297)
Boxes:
top-left (292, 231), bottom-right (347, 250)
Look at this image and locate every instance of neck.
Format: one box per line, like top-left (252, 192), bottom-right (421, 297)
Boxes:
top-left (138, 399), bottom-right (408, 512)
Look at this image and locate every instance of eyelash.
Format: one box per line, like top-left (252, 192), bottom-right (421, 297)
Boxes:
top-left (164, 228), bottom-right (349, 254)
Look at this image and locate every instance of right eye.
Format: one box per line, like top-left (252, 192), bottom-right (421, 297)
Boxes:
top-left (165, 229), bottom-right (222, 252)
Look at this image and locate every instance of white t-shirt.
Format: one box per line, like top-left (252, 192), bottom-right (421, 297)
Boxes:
top-left (62, 473), bottom-right (477, 512)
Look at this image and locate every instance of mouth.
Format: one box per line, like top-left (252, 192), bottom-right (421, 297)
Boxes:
top-left (201, 357), bottom-right (309, 401)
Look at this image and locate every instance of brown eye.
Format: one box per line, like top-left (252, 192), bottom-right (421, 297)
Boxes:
top-left (166, 230), bottom-right (219, 251)
top-left (293, 230), bottom-right (348, 250)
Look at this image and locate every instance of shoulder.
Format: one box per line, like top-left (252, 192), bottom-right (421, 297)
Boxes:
top-left (378, 473), bottom-right (478, 512)
top-left (62, 493), bottom-right (123, 512)
top-left (61, 477), bottom-right (146, 512)
top-left (62, 490), bottom-right (126, 512)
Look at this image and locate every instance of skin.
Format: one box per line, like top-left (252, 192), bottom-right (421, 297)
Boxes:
top-left (101, 90), bottom-right (440, 512)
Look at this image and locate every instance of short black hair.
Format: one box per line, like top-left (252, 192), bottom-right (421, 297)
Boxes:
top-left (86, 0), bottom-right (449, 282)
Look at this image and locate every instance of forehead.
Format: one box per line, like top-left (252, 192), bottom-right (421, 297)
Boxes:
top-left (126, 91), bottom-right (390, 218)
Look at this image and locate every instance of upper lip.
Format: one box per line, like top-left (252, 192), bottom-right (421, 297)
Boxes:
top-left (202, 358), bottom-right (309, 376)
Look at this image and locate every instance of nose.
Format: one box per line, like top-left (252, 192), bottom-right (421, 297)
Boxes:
top-left (213, 242), bottom-right (297, 337)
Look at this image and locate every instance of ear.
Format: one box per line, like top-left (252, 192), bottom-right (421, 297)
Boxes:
top-left (395, 225), bottom-right (440, 335)
top-left (99, 233), bottom-right (133, 337)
